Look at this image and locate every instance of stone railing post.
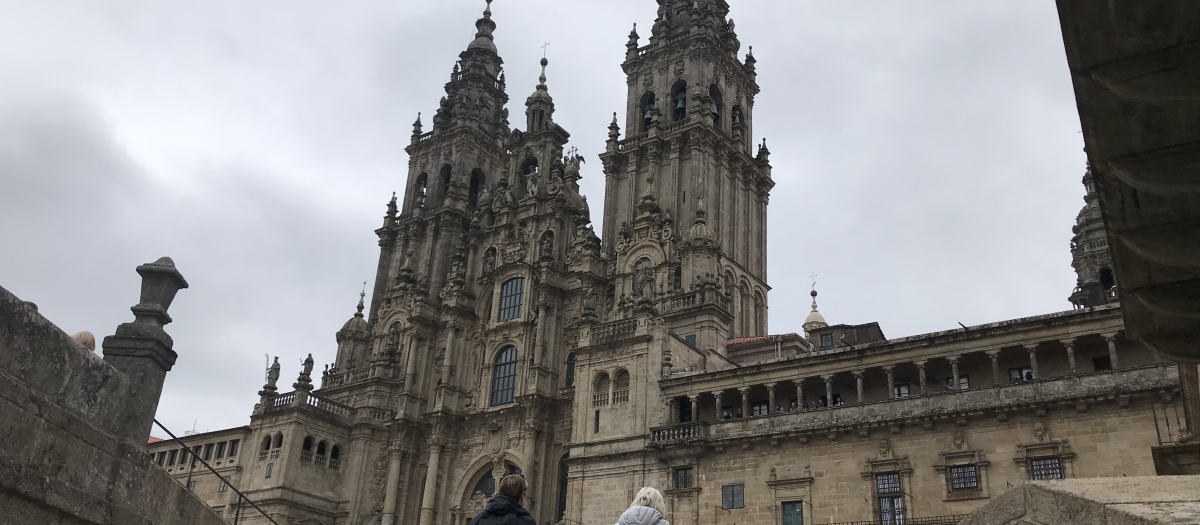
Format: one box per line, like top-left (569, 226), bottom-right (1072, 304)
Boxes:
top-left (101, 257), bottom-right (188, 444)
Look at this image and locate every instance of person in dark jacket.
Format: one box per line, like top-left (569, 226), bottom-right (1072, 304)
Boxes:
top-left (467, 474), bottom-right (536, 525)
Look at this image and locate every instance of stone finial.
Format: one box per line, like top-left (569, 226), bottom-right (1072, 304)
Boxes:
top-left (130, 257), bottom-right (189, 327)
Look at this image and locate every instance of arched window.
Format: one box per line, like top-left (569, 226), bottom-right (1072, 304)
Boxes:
top-left (439, 165), bottom-right (452, 203)
top-left (641, 91), bottom-right (657, 131)
top-left (497, 278), bottom-right (525, 321)
top-left (329, 445), bottom-right (342, 472)
top-left (613, 369), bottom-right (630, 404)
top-left (330, 445), bottom-right (341, 461)
top-left (260, 436), bottom-right (271, 452)
top-left (565, 352), bottom-right (577, 387)
top-left (671, 80), bottom-right (688, 122)
top-left (302, 437), bottom-right (313, 452)
top-left (490, 346), bottom-right (519, 406)
top-left (273, 433), bottom-right (283, 449)
top-left (469, 169), bottom-right (486, 208)
top-left (709, 85), bottom-right (724, 127)
top-left (472, 464), bottom-right (523, 498)
top-left (414, 173), bottom-right (428, 207)
top-left (1100, 267), bottom-right (1116, 290)
top-left (594, 371), bottom-right (611, 406)
top-left (556, 455), bottom-right (570, 522)
top-left (316, 441), bottom-right (327, 457)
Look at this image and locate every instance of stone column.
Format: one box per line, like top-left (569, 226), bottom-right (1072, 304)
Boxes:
top-left (441, 325), bottom-right (458, 385)
top-left (986, 351), bottom-right (1001, 386)
top-left (666, 399), bottom-right (675, 425)
top-left (824, 376), bottom-right (834, 407)
top-left (381, 448), bottom-right (405, 525)
top-left (1061, 338), bottom-right (1077, 374)
top-left (796, 380), bottom-right (805, 409)
top-left (853, 370), bottom-right (865, 404)
top-left (534, 303), bottom-right (550, 366)
top-left (1025, 344), bottom-right (1040, 379)
top-left (418, 440), bottom-right (444, 525)
top-left (949, 356), bottom-right (961, 391)
top-left (1104, 333), bottom-right (1120, 369)
top-left (690, 395), bottom-right (699, 423)
top-left (738, 387), bottom-right (750, 417)
top-left (767, 384), bottom-right (777, 412)
top-left (915, 361), bottom-right (927, 395)
top-left (101, 257), bottom-right (188, 443)
top-left (404, 336), bottom-right (420, 390)
top-left (884, 366), bottom-right (895, 399)
top-left (713, 391), bottom-right (724, 417)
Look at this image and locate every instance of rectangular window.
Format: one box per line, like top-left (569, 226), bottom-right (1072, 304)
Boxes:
top-left (720, 484), bottom-right (745, 509)
top-left (216, 441), bottom-right (227, 459)
top-left (191, 446), bottom-right (202, 466)
top-left (497, 278), bottom-right (526, 322)
top-left (167, 450), bottom-right (178, 466)
top-left (819, 333), bottom-right (833, 348)
top-left (594, 411), bottom-right (600, 434)
top-left (674, 467), bottom-right (694, 489)
top-left (218, 476), bottom-right (230, 493)
top-left (156, 452), bottom-right (166, 466)
top-left (1093, 356), bottom-right (1113, 371)
top-left (947, 376), bottom-right (970, 391)
top-left (949, 464), bottom-right (980, 491)
top-left (751, 401), bottom-right (769, 417)
top-left (684, 334), bottom-right (697, 347)
top-left (875, 472), bottom-right (905, 525)
top-left (781, 501), bottom-right (804, 525)
top-left (265, 462), bottom-right (274, 478)
top-left (893, 384), bottom-right (910, 398)
top-left (1010, 367), bottom-right (1033, 383)
top-left (680, 400), bottom-right (693, 423)
top-left (1030, 456), bottom-right (1064, 480)
top-left (203, 443), bottom-right (215, 461)
top-left (228, 440), bottom-right (240, 457)
top-left (186, 480), bottom-right (196, 492)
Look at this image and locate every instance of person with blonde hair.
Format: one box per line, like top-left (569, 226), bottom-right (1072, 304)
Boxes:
top-left (614, 487), bottom-right (670, 525)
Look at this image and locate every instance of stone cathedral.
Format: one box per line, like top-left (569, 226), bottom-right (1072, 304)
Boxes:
top-left (146, 2), bottom-right (1189, 525)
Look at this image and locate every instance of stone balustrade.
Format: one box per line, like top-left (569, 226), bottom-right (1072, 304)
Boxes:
top-left (650, 364), bottom-right (1178, 445)
top-left (261, 391), bottom-right (394, 423)
top-left (650, 421), bottom-right (707, 444)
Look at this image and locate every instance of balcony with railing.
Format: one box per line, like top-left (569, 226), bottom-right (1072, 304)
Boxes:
top-left (259, 390), bottom-right (394, 423)
top-left (594, 392), bottom-right (610, 407)
top-left (658, 287), bottom-right (731, 316)
top-left (650, 421), bottom-right (707, 444)
top-left (589, 318), bottom-right (640, 346)
top-left (651, 364), bottom-right (1179, 444)
top-left (613, 389), bottom-right (630, 404)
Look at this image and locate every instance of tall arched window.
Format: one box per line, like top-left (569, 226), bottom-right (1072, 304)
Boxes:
top-left (709, 85), bottom-right (724, 127)
top-left (613, 369), bottom-right (630, 404)
top-left (556, 455), bottom-right (570, 522)
top-left (671, 80), bottom-right (688, 122)
top-left (641, 91), bottom-right (657, 131)
top-left (565, 352), bottom-right (577, 387)
top-left (272, 433), bottom-right (283, 448)
top-left (438, 165), bottom-right (452, 203)
top-left (414, 173), bottom-right (428, 207)
top-left (469, 169), bottom-right (486, 208)
top-left (490, 346), bottom-right (518, 406)
top-left (498, 278), bottom-right (526, 321)
top-left (594, 371), bottom-right (611, 406)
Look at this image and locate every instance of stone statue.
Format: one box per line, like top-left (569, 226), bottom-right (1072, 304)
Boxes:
top-left (263, 356), bottom-right (281, 394)
top-left (633, 260), bottom-right (655, 299)
top-left (301, 353), bottom-right (314, 377)
top-left (539, 233), bottom-right (554, 260)
top-left (482, 249), bottom-right (497, 274)
top-left (494, 179), bottom-right (515, 209)
top-left (527, 172), bottom-right (540, 198)
top-left (582, 283), bottom-right (599, 315)
top-left (294, 353), bottom-right (315, 392)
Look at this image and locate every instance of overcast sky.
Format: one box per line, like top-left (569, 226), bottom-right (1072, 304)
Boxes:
top-left (0, 0), bottom-right (1086, 435)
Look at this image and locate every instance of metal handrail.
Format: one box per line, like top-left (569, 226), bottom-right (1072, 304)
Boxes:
top-left (153, 419), bottom-right (280, 525)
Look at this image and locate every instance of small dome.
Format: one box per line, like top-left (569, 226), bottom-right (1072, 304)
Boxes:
top-left (341, 315), bottom-right (368, 334)
top-left (803, 290), bottom-right (827, 329)
top-left (468, 36), bottom-right (497, 53)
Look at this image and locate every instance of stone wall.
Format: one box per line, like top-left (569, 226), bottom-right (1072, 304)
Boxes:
top-left (959, 476), bottom-right (1200, 525)
top-left (0, 277), bottom-right (226, 525)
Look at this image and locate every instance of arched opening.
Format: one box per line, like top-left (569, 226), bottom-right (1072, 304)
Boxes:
top-left (330, 445), bottom-right (341, 461)
top-left (731, 105), bottom-right (744, 126)
top-left (468, 463), bottom-right (525, 511)
top-left (414, 173), bottom-right (428, 207)
top-left (556, 455), bottom-right (570, 522)
top-left (1099, 267), bottom-right (1116, 290)
top-left (490, 346), bottom-right (519, 406)
top-left (709, 85), bottom-right (724, 127)
top-left (594, 371), bottom-right (611, 406)
top-left (641, 91), bottom-right (657, 131)
top-left (260, 436), bottom-right (272, 452)
top-left (520, 158), bottom-right (539, 197)
top-left (539, 230), bottom-right (555, 260)
top-left (469, 169), bottom-right (486, 208)
top-left (482, 247), bottom-right (498, 275)
top-left (671, 80), bottom-right (688, 122)
top-left (565, 352), bottom-right (577, 387)
top-left (439, 165), bottom-right (452, 203)
top-left (302, 437), bottom-right (313, 452)
top-left (272, 433), bottom-right (283, 449)
top-left (613, 369), bottom-right (630, 404)
top-left (316, 441), bottom-right (327, 456)
top-left (754, 291), bottom-right (766, 335)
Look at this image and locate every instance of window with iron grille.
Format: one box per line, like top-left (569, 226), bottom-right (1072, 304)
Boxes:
top-left (167, 450), bottom-right (178, 466)
top-left (875, 472), bottom-right (905, 524)
top-left (819, 333), bottom-right (833, 348)
top-left (674, 467), bottom-right (694, 489)
top-left (1030, 456), bottom-right (1064, 480)
top-left (497, 278), bottom-right (525, 321)
top-left (751, 401), bottom-right (769, 416)
top-left (203, 443), bottom-right (214, 460)
top-left (229, 439), bottom-right (240, 457)
top-left (949, 464), bottom-right (980, 491)
top-left (218, 476), bottom-right (230, 493)
top-left (490, 346), bottom-right (518, 406)
top-left (721, 484), bottom-right (744, 509)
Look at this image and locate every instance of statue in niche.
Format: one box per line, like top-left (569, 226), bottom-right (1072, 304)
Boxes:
top-left (494, 179), bottom-right (515, 209)
top-left (633, 259), bottom-right (655, 300)
top-left (482, 249), bottom-right (497, 275)
top-left (582, 283), bottom-right (600, 315)
top-left (539, 233), bottom-right (554, 260)
top-left (527, 171), bottom-right (540, 198)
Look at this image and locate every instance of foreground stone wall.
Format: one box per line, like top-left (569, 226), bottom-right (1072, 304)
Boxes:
top-left (0, 282), bottom-right (226, 525)
top-left (959, 476), bottom-right (1200, 525)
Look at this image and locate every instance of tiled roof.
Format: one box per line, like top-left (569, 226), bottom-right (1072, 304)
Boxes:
top-left (147, 436), bottom-right (165, 444)
top-left (727, 335), bottom-right (778, 346)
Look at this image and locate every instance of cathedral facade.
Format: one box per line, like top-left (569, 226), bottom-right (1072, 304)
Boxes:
top-left (147, 2), bottom-right (1189, 525)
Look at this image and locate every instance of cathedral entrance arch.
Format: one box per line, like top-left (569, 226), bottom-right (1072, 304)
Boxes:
top-left (458, 457), bottom-right (524, 522)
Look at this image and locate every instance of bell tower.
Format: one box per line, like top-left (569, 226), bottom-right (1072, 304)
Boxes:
top-left (599, 0), bottom-right (774, 341)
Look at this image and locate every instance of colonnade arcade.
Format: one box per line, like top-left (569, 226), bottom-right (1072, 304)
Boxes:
top-left (667, 332), bottom-right (1131, 424)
